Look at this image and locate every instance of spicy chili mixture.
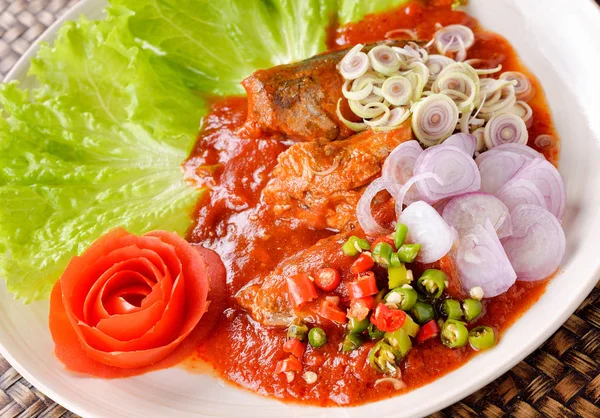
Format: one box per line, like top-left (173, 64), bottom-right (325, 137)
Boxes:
top-left (182, 1), bottom-right (559, 406)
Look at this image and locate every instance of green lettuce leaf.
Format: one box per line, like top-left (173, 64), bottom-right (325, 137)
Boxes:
top-left (1, 0), bottom-right (411, 302)
top-left (0, 11), bottom-right (205, 302)
top-left (338, 0), bottom-right (410, 25)
top-left (111, 0), bottom-right (337, 95)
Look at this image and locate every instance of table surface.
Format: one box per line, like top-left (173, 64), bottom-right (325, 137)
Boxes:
top-left (1, 1), bottom-right (599, 417)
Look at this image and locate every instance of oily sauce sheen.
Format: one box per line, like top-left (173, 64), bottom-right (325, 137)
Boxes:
top-left (184, 1), bottom-right (557, 406)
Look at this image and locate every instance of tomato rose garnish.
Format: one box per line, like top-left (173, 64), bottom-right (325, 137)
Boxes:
top-left (49, 227), bottom-right (221, 374)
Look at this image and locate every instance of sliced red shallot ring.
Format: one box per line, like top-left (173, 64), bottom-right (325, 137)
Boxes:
top-left (382, 140), bottom-right (423, 202)
top-left (484, 113), bottom-right (528, 149)
top-left (411, 94), bottom-right (459, 147)
top-left (394, 172), bottom-right (443, 218)
top-left (368, 45), bottom-right (402, 75)
top-left (510, 158), bottom-right (566, 219)
top-left (442, 192), bottom-right (513, 239)
top-left (398, 201), bottom-right (455, 263)
top-left (339, 44), bottom-right (370, 80)
top-left (477, 150), bottom-right (531, 195)
top-left (456, 219), bottom-right (517, 297)
top-left (414, 145), bottom-right (481, 203)
top-left (502, 204), bottom-right (565, 281)
top-left (499, 71), bottom-right (535, 102)
top-left (356, 177), bottom-right (394, 236)
top-left (496, 178), bottom-right (548, 213)
top-left (432, 197), bottom-right (452, 215)
top-left (476, 143), bottom-right (543, 166)
top-left (442, 133), bottom-right (477, 156)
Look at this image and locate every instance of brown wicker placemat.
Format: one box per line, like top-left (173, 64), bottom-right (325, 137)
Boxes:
top-left (1, 1), bottom-right (599, 417)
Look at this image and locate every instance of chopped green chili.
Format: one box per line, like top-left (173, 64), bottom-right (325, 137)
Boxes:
top-left (389, 252), bottom-right (402, 268)
top-left (368, 323), bottom-right (386, 340)
top-left (442, 299), bottom-right (463, 320)
top-left (385, 328), bottom-right (412, 358)
top-left (468, 326), bottom-right (496, 350)
top-left (394, 223), bottom-right (409, 250)
top-left (368, 341), bottom-right (398, 373)
top-left (401, 315), bottom-right (420, 337)
top-left (388, 263), bottom-right (409, 288)
top-left (287, 320), bottom-right (308, 341)
top-left (411, 301), bottom-right (436, 324)
top-left (463, 298), bottom-right (483, 321)
top-left (308, 327), bottom-right (327, 347)
top-left (342, 332), bottom-right (363, 352)
top-left (441, 319), bottom-right (469, 348)
top-left (342, 236), bottom-right (370, 256)
top-left (384, 286), bottom-right (418, 311)
top-left (417, 269), bottom-right (447, 299)
top-left (348, 317), bottom-right (370, 334)
top-left (372, 242), bottom-right (394, 267)
top-left (397, 244), bottom-right (422, 263)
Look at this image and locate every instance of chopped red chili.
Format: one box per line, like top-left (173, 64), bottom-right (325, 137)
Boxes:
top-left (286, 273), bottom-right (318, 308)
top-left (313, 267), bottom-right (341, 292)
top-left (350, 252), bottom-right (374, 274)
top-left (318, 299), bottom-right (348, 324)
top-left (347, 296), bottom-right (375, 321)
top-left (347, 271), bottom-right (378, 299)
top-left (275, 355), bottom-right (303, 374)
top-left (416, 320), bottom-right (440, 344)
top-left (370, 303), bottom-right (406, 332)
top-left (283, 338), bottom-right (307, 359)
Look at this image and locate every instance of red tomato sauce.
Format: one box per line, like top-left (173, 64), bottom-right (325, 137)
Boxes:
top-left (183, 1), bottom-right (557, 406)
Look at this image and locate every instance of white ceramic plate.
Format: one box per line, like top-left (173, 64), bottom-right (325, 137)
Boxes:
top-left (1, 1), bottom-right (600, 417)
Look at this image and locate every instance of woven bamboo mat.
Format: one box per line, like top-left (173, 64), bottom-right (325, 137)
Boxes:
top-left (0, 1), bottom-right (599, 417)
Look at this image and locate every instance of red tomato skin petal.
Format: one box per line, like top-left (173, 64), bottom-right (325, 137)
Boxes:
top-left (75, 274), bottom-right (186, 353)
top-left (51, 229), bottom-right (211, 370)
top-left (83, 257), bottom-right (166, 325)
top-left (49, 245), bottom-right (227, 377)
top-left (67, 237), bottom-right (179, 319)
top-left (147, 231), bottom-right (209, 325)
